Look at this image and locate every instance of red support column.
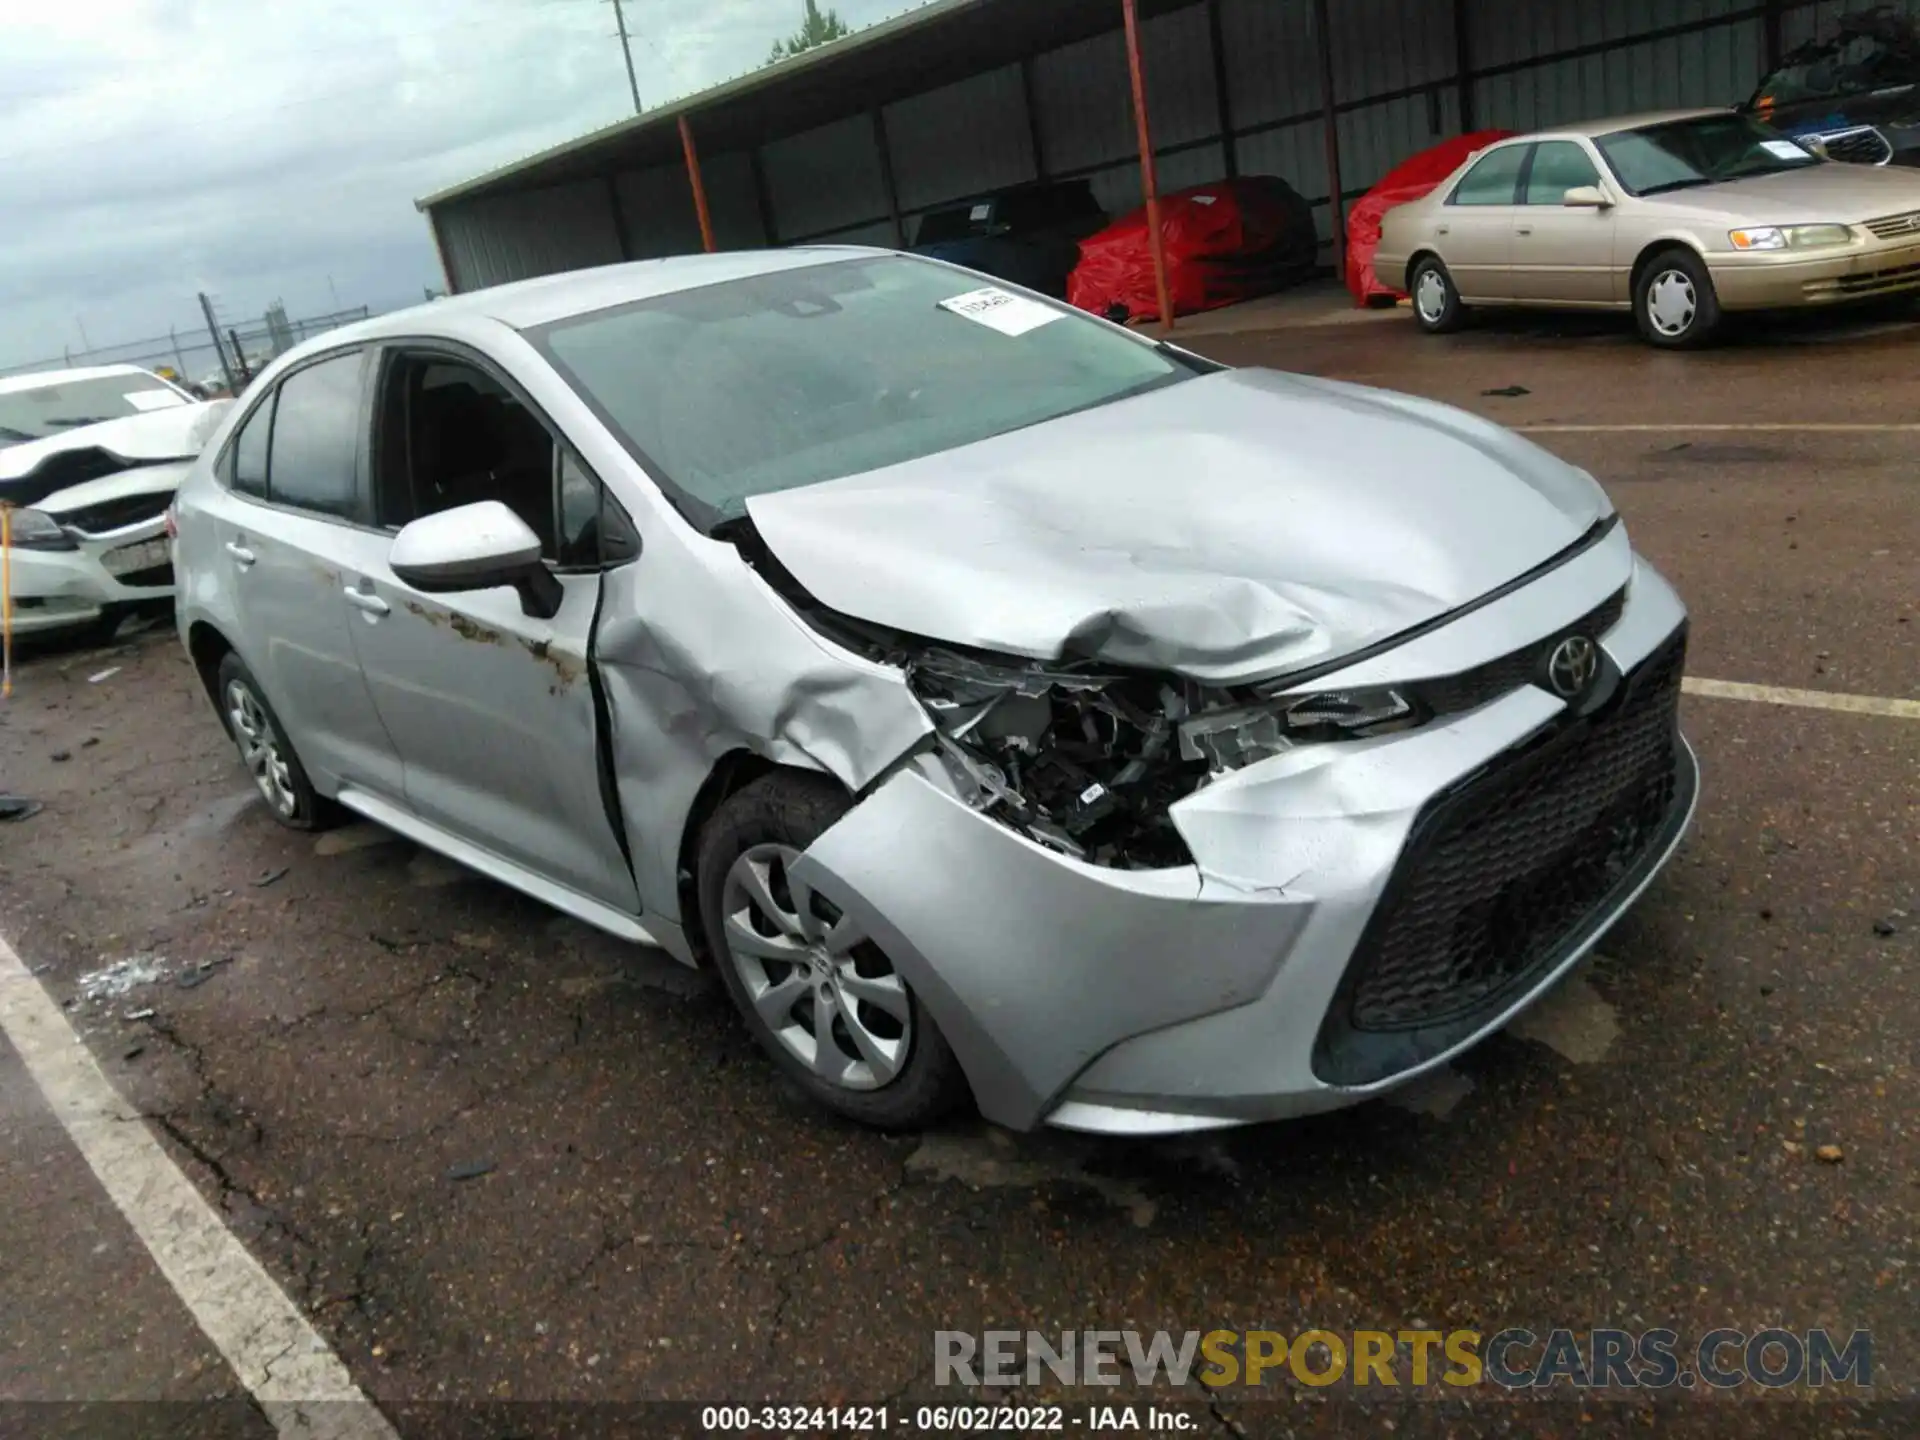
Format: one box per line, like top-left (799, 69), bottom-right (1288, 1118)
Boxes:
top-left (680, 114), bottom-right (717, 254)
top-left (1121, 0), bottom-right (1175, 331)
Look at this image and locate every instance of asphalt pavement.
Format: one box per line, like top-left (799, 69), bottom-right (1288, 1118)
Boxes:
top-left (0, 298), bottom-right (1914, 1438)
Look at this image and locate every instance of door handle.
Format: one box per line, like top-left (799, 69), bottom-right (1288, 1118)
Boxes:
top-left (343, 587), bottom-right (389, 618)
top-left (225, 542), bottom-right (255, 567)
top-left (1436, 224), bottom-right (1450, 235)
top-left (1516, 225), bottom-right (1534, 235)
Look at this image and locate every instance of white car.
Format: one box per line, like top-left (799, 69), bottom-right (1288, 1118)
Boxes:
top-left (1, 365), bottom-right (229, 641)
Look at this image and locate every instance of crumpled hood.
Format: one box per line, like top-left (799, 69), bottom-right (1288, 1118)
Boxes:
top-left (745, 368), bottom-right (1608, 683)
top-left (37, 459), bottom-right (195, 518)
top-left (0, 401), bottom-right (229, 486)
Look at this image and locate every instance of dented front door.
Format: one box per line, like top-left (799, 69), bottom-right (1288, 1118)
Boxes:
top-left (343, 558), bottom-right (642, 914)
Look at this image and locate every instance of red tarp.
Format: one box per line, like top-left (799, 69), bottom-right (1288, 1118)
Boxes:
top-left (1344, 130), bottom-right (1518, 306)
top-left (1067, 176), bottom-right (1317, 324)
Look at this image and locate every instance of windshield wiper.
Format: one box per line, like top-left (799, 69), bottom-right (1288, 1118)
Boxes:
top-left (1636, 177), bottom-right (1713, 197)
top-left (1722, 162), bottom-right (1812, 180)
top-left (44, 416), bottom-right (116, 429)
top-left (0, 426), bottom-right (35, 443)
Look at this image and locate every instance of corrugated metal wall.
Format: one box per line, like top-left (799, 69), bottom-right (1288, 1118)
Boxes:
top-left (433, 0), bottom-right (1903, 291)
top-left (1470, 0), bottom-right (1765, 132)
top-left (437, 179), bottom-right (623, 294)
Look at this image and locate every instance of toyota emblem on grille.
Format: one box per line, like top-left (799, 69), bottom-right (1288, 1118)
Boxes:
top-left (1547, 636), bottom-right (1600, 698)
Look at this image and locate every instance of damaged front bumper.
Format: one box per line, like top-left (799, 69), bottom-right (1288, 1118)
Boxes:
top-left (790, 548), bottom-right (1697, 1134)
top-left (2, 520), bottom-right (174, 636)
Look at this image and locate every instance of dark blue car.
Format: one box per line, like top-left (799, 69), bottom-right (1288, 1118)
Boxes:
top-left (912, 180), bottom-right (1108, 297)
top-left (1747, 8), bottom-right (1920, 166)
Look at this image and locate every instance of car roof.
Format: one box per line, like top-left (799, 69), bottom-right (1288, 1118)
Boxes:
top-left (1507, 107), bottom-right (1734, 142)
top-left (321, 246), bottom-right (891, 346)
top-left (0, 363), bottom-right (161, 395)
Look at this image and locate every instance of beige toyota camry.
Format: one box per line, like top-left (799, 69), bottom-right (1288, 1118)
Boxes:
top-left (1376, 108), bottom-right (1920, 347)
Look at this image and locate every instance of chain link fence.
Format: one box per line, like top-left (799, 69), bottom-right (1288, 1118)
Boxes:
top-left (0, 305), bottom-right (373, 390)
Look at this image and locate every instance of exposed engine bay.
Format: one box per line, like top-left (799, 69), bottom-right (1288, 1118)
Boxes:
top-left (723, 514), bottom-right (1424, 871)
top-left (909, 650), bottom-right (1206, 868)
top-left (905, 650), bottom-right (1425, 868)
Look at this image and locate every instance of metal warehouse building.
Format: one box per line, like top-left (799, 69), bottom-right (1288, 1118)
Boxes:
top-left (417, 0), bottom-right (1913, 296)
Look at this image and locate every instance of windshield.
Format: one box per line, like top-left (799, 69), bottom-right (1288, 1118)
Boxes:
top-left (1751, 18), bottom-right (1920, 109)
top-left (532, 255), bottom-right (1194, 528)
top-left (0, 374), bottom-right (187, 445)
top-left (1596, 113), bottom-right (1822, 197)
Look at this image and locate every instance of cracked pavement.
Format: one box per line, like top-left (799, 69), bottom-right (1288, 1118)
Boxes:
top-left (1, 304), bottom-right (1916, 1437)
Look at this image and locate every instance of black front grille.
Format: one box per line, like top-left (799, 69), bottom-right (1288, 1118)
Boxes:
top-left (55, 491), bottom-right (172, 535)
top-left (1418, 588), bottom-right (1625, 717)
top-left (115, 562), bottom-right (174, 589)
top-left (1316, 630), bottom-right (1690, 1085)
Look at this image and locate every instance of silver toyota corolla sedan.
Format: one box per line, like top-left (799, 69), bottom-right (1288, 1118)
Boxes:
top-left (171, 250), bottom-right (1698, 1134)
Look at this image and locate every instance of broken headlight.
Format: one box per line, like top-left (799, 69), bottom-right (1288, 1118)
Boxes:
top-left (0, 508), bottom-right (78, 552)
top-left (909, 650), bottom-right (1198, 869)
top-left (1177, 687), bottom-right (1416, 771)
top-left (909, 650), bottom-right (1424, 871)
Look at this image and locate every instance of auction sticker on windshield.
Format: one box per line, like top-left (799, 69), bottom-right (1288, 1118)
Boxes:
top-left (938, 286), bottom-right (1065, 337)
top-left (123, 390), bottom-right (188, 411)
top-left (1761, 139), bottom-right (1811, 160)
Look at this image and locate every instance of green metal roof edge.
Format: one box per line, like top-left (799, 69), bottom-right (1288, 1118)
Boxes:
top-left (414, 0), bottom-right (985, 213)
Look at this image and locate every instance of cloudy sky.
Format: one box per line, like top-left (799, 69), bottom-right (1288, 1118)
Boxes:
top-left (0, 0), bottom-right (919, 372)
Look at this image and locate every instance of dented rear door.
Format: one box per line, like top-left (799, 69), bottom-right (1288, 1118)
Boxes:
top-left (344, 557), bottom-right (642, 915)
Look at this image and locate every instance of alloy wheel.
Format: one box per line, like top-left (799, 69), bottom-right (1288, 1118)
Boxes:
top-left (718, 843), bottom-right (911, 1091)
top-left (225, 678), bottom-right (297, 819)
top-left (1646, 268), bottom-right (1697, 338)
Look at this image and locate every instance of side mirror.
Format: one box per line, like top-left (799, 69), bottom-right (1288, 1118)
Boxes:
top-left (1563, 186), bottom-right (1613, 209)
top-left (389, 500), bottom-right (562, 620)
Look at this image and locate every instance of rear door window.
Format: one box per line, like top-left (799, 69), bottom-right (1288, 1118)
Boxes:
top-left (1451, 146), bottom-right (1529, 205)
top-left (267, 353), bottom-right (364, 519)
top-left (228, 396), bottom-right (273, 498)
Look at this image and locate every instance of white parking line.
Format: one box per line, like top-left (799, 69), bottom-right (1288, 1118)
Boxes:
top-left (1684, 677), bottom-right (1920, 720)
top-left (1518, 422), bottom-right (1920, 434)
top-left (0, 934), bottom-right (397, 1440)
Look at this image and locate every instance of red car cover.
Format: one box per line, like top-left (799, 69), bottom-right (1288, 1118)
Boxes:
top-left (1344, 130), bottom-right (1518, 305)
top-left (1068, 176), bottom-right (1317, 324)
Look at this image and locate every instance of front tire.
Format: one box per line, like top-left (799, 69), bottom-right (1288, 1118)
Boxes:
top-left (1635, 248), bottom-right (1721, 348)
top-left (1410, 256), bottom-right (1467, 333)
top-left (215, 653), bottom-right (337, 830)
top-left (696, 772), bottom-right (969, 1130)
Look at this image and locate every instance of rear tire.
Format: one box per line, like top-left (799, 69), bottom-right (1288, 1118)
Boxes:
top-left (1410, 256), bottom-right (1468, 334)
top-left (696, 772), bottom-right (970, 1131)
top-left (1635, 247), bottom-right (1721, 348)
top-left (214, 653), bottom-right (339, 831)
